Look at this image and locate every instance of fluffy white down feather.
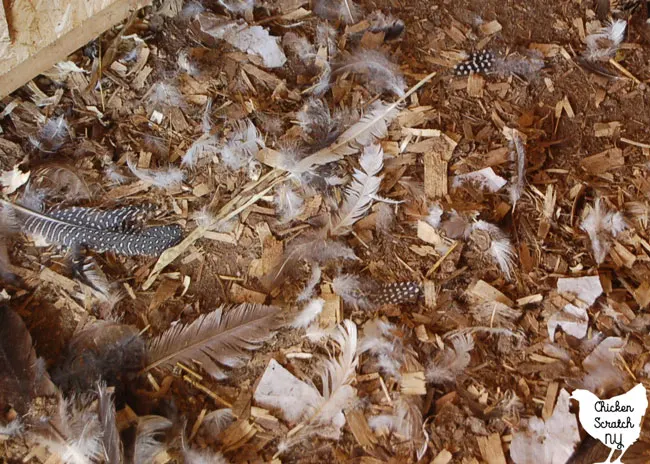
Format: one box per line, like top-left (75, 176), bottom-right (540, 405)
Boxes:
top-left (580, 199), bottom-right (626, 264)
top-left (274, 184), bottom-right (305, 224)
top-left (471, 220), bottom-right (516, 279)
top-left (426, 334), bottom-right (474, 385)
top-left (584, 19), bottom-right (627, 62)
top-left (291, 298), bottom-right (325, 328)
top-left (126, 155), bottom-right (185, 189)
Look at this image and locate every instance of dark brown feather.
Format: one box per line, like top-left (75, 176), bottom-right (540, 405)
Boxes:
top-left (0, 306), bottom-right (56, 414)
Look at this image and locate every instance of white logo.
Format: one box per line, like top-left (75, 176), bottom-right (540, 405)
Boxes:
top-left (570, 383), bottom-right (648, 463)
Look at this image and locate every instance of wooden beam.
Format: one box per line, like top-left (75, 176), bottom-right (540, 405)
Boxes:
top-left (0, 0), bottom-right (152, 98)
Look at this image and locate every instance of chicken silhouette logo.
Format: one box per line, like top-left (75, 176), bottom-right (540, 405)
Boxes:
top-left (570, 383), bottom-right (648, 464)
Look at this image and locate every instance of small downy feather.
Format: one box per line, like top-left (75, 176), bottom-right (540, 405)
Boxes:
top-left (220, 120), bottom-right (265, 170)
top-left (291, 298), bottom-right (325, 329)
top-left (583, 19), bottom-right (627, 62)
top-left (182, 99), bottom-right (219, 168)
top-left (262, 230), bottom-right (356, 290)
top-left (274, 183), bottom-right (305, 224)
top-left (97, 383), bottom-right (122, 464)
top-left (145, 303), bottom-right (283, 379)
top-left (425, 203), bottom-right (443, 228)
top-left (329, 144), bottom-right (384, 235)
top-left (182, 132), bottom-right (221, 168)
top-left (29, 115), bottom-right (69, 152)
top-left (470, 220), bottom-right (516, 280)
top-left (503, 126), bottom-right (527, 206)
top-left (0, 200), bottom-right (183, 257)
top-left (581, 198), bottom-right (627, 264)
top-left (358, 319), bottom-right (404, 378)
top-left (200, 408), bottom-right (236, 438)
top-left (32, 395), bottom-right (104, 464)
top-left (297, 265), bottom-right (322, 302)
top-left (218, 0), bottom-right (255, 15)
top-left (367, 10), bottom-right (405, 41)
top-left (127, 155), bottom-right (185, 189)
top-left (426, 334), bottom-right (474, 385)
top-left (313, 0), bottom-right (360, 24)
top-left (368, 397), bottom-right (427, 459)
top-left (184, 447), bottom-right (229, 464)
top-left (294, 100), bottom-right (400, 173)
top-left (334, 50), bottom-right (406, 97)
top-left (133, 416), bottom-right (172, 464)
top-left (144, 82), bottom-right (185, 112)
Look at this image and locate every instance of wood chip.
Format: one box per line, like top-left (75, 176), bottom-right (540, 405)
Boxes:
top-left (477, 433), bottom-right (507, 464)
top-left (469, 280), bottom-right (514, 306)
top-left (580, 148), bottom-right (624, 174)
top-left (230, 283), bottom-right (267, 304)
top-left (345, 409), bottom-right (378, 448)
top-left (542, 381), bottom-right (559, 420)
top-left (479, 20), bottom-right (502, 36)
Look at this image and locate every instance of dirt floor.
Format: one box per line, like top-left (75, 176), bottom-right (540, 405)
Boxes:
top-left (3, 0), bottom-right (650, 462)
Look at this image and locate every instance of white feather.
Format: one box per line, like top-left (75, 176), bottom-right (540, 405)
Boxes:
top-left (471, 220), bottom-right (516, 280)
top-left (32, 397), bottom-right (103, 464)
top-left (426, 334), bottom-right (474, 385)
top-left (297, 265), bottom-right (322, 302)
top-left (220, 120), bottom-right (265, 170)
top-left (218, 0), bottom-right (255, 14)
top-left (584, 19), bottom-right (627, 61)
top-left (29, 115), bottom-right (69, 151)
top-left (294, 100), bottom-right (399, 173)
top-left (0, 419), bottom-right (23, 436)
top-left (133, 416), bottom-right (172, 464)
top-left (291, 298), bottom-right (325, 328)
top-left (127, 155), bottom-right (185, 189)
top-left (183, 133), bottom-right (221, 168)
top-left (274, 184), bottom-right (305, 224)
top-left (426, 203), bottom-right (443, 228)
top-left (329, 144), bottom-right (384, 235)
top-left (145, 82), bottom-right (185, 111)
top-left (257, 320), bottom-right (358, 454)
top-left (313, 0), bottom-right (360, 24)
top-left (105, 164), bottom-right (128, 184)
top-left (195, 14), bottom-right (286, 68)
top-left (358, 319), bottom-right (403, 378)
top-left (580, 199), bottom-right (627, 264)
top-left (184, 448), bottom-right (229, 464)
top-left (201, 409), bottom-right (235, 438)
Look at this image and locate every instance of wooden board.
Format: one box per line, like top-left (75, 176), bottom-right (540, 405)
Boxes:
top-left (0, 0), bottom-right (151, 98)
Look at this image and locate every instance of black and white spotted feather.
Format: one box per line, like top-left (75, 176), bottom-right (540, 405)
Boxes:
top-left (454, 50), bottom-right (494, 76)
top-left (0, 200), bottom-right (182, 256)
top-left (332, 274), bottom-right (421, 308)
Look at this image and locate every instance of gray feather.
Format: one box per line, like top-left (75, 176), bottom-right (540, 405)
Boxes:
top-left (145, 303), bottom-right (283, 380)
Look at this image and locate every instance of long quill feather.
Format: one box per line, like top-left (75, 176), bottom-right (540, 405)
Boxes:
top-left (0, 200), bottom-right (183, 256)
top-left (145, 303), bottom-right (283, 379)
